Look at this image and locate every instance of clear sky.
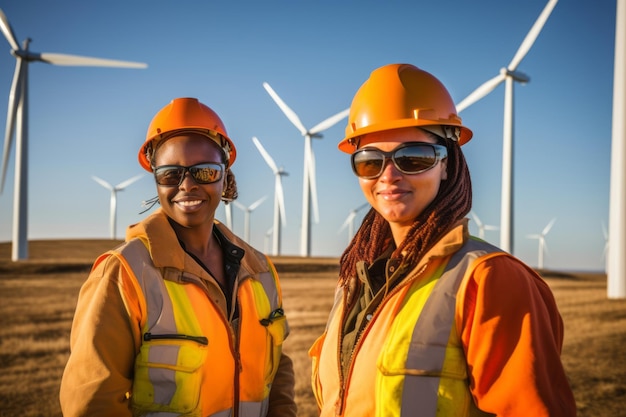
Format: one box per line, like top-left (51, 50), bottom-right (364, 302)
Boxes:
top-left (0, 0), bottom-right (617, 271)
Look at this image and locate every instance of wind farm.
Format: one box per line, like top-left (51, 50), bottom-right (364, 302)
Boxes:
top-left (0, 1), bottom-right (620, 277)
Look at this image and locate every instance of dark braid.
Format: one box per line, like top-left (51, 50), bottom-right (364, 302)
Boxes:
top-left (338, 138), bottom-right (472, 284)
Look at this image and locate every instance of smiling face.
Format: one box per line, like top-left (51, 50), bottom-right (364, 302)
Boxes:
top-left (153, 133), bottom-right (226, 235)
top-left (356, 127), bottom-right (448, 244)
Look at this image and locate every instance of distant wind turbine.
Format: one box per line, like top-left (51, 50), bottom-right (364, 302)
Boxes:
top-left (338, 202), bottom-right (369, 244)
top-left (233, 196), bottom-right (267, 244)
top-left (252, 136), bottom-right (288, 255)
top-left (602, 220), bottom-right (609, 271)
top-left (526, 218), bottom-right (556, 270)
top-left (0, 8), bottom-right (147, 261)
top-left (263, 81), bottom-right (349, 257)
top-left (470, 211), bottom-right (499, 241)
top-left (92, 174), bottom-right (144, 240)
top-left (456, 0), bottom-right (558, 255)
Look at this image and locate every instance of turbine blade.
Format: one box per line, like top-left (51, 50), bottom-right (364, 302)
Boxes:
top-left (338, 212), bottom-right (356, 233)
top-left (356, 202), bottom-right (369, 212)
top-left (249, 195), bottom-right (267, 211)
top-left (252, 136), bottom-right (279, 173)
top-left (456, 73), bottom-right (506, 112)
top-left (116, 173), bottom-right (144, 189)
top-left (507, 0), bottom-right (559, 71)
top-left (527, 234), bottom-right (541, 239)
top-left (0, 59), bottom-right (23, 193)
top-left (37, 52), bottom-right (147, 68)
top-left (262, 82), bottom-right (308, 136)
top-left (309, 108), bottom-right (350, 135)
top-left (233, 200), bottom-right (246, 211)
top-left (92, 175), bottom-right (113, 190)
top-left (542, 217), bottom-right (557, 235)
top-left (0, 9), bottom-right (21, 51)
top-left (276, 177), bottom-right (287, 226)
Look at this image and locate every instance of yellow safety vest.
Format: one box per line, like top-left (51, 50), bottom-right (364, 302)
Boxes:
top-left (114, 238), bottom-right (287, 417)
top-left (311, 238), bottom-right (501, 417)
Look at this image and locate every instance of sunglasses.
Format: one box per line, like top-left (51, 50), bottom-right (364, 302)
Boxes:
top-left (351, 142), bottom-right (447, 179)
top-left (153, 163), bottom-right (224, 187)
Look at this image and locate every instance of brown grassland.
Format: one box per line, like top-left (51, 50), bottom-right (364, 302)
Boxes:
top-left (1, 239), bottom-right (625, 417)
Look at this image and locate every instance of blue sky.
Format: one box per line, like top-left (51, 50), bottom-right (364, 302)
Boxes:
top-left (0, 0), bottom-right (617, 271)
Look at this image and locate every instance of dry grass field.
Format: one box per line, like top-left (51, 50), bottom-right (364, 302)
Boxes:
top-left (1, 240), bottom-right (625, 417)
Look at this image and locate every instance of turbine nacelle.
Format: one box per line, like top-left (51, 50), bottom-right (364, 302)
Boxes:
top-left (501, 67), bottom-right (530, 84)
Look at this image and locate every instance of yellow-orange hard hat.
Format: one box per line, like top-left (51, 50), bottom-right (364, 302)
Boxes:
top-left (338, 63), bottom-right (472, 153)
top-left (138, 97), bottom-right (236, 171)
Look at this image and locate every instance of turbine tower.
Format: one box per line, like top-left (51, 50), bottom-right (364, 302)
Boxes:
top-left (233, 196), bottom-right (267, 244)
top-left (0, 8), bottom-right (147, 261)
top-left (526, 218), bottom-right (556, 270)
top-left (252, 136), bottom-right (288, 256)
top-left (92, 174), bottom-right (144, 240)
top-left (608, 0), bottom-right (626, 299)
top-left (456, 0), bottom-right (558, 255)
top-left (470, 211), bottom-right (499, 241)
top-left (338, 202), bottom-right (369, 244)
top-left (263, 81), bottom-right (349, 257)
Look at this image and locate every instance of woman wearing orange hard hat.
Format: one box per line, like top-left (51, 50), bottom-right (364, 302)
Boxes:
top-left (61, 97), bottom-right (296, 417)
top-left (310, 64), bottom-right (576, 416)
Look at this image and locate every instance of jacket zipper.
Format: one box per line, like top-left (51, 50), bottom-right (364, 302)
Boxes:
top-left (335, 263), bottom-right (428, 416)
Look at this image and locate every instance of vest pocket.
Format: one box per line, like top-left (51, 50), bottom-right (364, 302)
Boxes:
top-left (263, 313), bottom-right (288, 384)
top-left (132, 336), bottom-right (208, 416)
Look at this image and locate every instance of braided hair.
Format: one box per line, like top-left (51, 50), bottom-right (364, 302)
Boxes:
top-left (338, 136), bottom-right (472, 284)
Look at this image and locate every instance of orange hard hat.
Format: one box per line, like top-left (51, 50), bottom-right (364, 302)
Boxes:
top-left (138, 97), bottom-right (236, 171)
top-left (338, 63), bottom-right (472, 153)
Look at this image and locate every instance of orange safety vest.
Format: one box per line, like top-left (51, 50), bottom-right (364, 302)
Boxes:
top-left (310, 238), bottom-right (502, 417)
top-left (113, 237), bottom-right (287, 417)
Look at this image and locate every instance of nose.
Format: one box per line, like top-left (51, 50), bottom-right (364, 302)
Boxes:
top-left (378, 158), bottom-right (401, 182)
top-left (178, 171), bottom-right (198, 189)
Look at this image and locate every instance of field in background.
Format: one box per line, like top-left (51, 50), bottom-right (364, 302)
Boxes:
top-left (1, 240), bottom-right (625, 417)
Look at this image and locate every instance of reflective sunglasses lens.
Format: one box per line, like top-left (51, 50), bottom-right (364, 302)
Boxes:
top-left (352, 149), bottom-right (385, 179)
top-left (189, 164), bottom-right (223, 184)
top-left (394, 145), bottom-right (438, 173)
top-left (155, 167), bottom-right (184, 186)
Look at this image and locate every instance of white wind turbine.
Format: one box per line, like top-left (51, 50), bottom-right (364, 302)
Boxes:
top-left (263, 81), bottom-right (349, 257)
top-left (223, 203), bottom-right (233, 230)
top-left (252, 136), bottom-right (288, 256)
top-left (0, 8), bottom-right (147, 261)
top-left (338, 202), bottom-right (369, 244)
top-left (233, 196), bottom-right (267, 244)
top-left (92, 174), bottom-right (144, 240)
top-left (456, 0), bottom-right (558, 255)
top-left (470, 211), bottom-right (499, 241)
top-left (526, 218), bottom-right (556, 270)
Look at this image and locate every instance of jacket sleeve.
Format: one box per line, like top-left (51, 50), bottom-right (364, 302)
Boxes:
top-left (59, 254), bottom-right (143, 417)
top-left (457, 254), bottom-right (577, 417)
top-left (266, 351), bottom-right (297, 417)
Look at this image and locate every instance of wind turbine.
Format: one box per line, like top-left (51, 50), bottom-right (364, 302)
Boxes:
top-left (526, 218), bottom-right (556, 270)
top-left (252, 136), bottom-right (288, 256)
top-left (338, 202), bottom-right (369, 244)
top-left (263, 81), bottom-right (349, 257)
top-left (233, 196), bottom-right (267, 244)
top-left (470, 211), bottom-right (499, 241)
top-left (0, 8), bottom-right (147, 261)
top-left (92, 174), bottom-right (144, 240)
top-left (456, 0), bottom-right (558, 255)
top-left (223, 203), bottom-right (233, 230)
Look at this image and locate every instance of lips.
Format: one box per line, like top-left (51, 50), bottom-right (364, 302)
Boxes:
top-left (172, 196), bottom-right (204, 210)
top-left (377, 188), bottom-right (409, 201)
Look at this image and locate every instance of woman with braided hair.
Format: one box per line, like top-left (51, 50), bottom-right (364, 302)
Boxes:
top-left (309, 64), bottom-right (576, 417)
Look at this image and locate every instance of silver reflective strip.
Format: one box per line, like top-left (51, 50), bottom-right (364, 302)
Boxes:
top-left (144, 412), bottom-right (181, 417)
top-left (148, 366), bottom-right (177, 405)
top-left (208, 409), bottom-right (233, 417)
top-left (238, 399), bottom-right (268, 417)
top-left (401, 239), bottom-right (497, 417)
top-left (258, 270), bottom-right (279, 311)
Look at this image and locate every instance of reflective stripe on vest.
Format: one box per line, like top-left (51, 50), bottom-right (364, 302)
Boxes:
top-left (117, 238), bottom-right (282, 417)
top-left (399, 238), bottom-right (500, 417)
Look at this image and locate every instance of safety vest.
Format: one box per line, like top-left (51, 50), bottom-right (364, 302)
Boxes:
top-left (310, 238), bottom-right (502, 417)
top-left (113, 237), bottom-right (287, 417)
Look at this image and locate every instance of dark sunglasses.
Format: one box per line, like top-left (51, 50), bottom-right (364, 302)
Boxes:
top-left (351, 142), bottom-right (447, 179)
top-left (153, 163), bottom-right (224, 187)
